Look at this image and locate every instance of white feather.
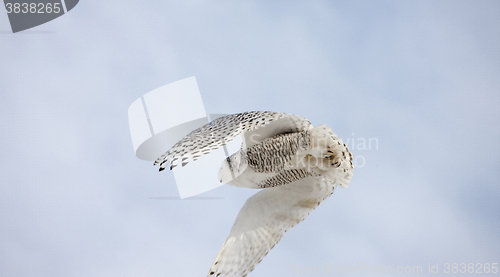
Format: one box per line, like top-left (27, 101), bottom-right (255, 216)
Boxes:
top-left (154, 111), bottom-right (354, 277)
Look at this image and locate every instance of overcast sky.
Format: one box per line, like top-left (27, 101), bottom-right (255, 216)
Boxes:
top-left (1, 1), bottom-right (499, 276)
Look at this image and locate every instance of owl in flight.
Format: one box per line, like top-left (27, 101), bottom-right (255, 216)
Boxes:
top-left (154, 111), bottom-right (354, 277)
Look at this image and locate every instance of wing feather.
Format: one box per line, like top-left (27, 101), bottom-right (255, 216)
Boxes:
top-left (154, 111), bottom-right (312, 170)
top-left (207, 175), bottom-right (336, 277)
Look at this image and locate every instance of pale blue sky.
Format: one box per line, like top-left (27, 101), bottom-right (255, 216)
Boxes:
top-left (1, 1), bottom-right (499, 276)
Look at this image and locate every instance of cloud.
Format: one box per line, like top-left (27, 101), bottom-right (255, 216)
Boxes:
top-left (0, 1), bottom-right (498, 276)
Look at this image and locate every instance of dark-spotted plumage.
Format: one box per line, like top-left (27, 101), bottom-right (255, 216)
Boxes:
top-left (153, 111), bottom-right (354, 277)
top-left (154, 111), bottom-right (287, 170)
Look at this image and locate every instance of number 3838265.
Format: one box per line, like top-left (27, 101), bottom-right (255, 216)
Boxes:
top-left (444, 263), bottom-right (498, 274)
top-left (5, 3), bottom-right (62, 14)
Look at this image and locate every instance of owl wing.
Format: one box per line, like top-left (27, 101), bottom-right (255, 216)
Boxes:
top-left (207, 175), bottom-right (337, 277)
top-left (154, 111), bottom-right (312, 170)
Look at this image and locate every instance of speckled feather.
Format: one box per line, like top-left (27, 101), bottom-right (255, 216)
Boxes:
top-left (246, 131), bottom-right (310, 173)
top-left (153, 111), bottom-right (354, 277)
top-left (258, 169), bottom-right (319, 188)
top-left (154, 111), bottom-right (288, 170)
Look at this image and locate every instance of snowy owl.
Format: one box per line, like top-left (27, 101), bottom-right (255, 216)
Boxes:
top-left (154, 111), bottom-right (354, 277)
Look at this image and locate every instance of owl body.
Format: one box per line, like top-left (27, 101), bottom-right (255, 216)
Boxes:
top-left (219, 125), bottom-right (353, 189)
top-left (154, 111), bottom-right (354, 277)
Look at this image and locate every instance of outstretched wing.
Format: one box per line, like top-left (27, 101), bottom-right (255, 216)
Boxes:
top-left (154, 111), bottom-right (312, 171)
top-left (207, 175), bottom-right (338, 277)
top-left (241, 113), bottom-right (313, 148)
